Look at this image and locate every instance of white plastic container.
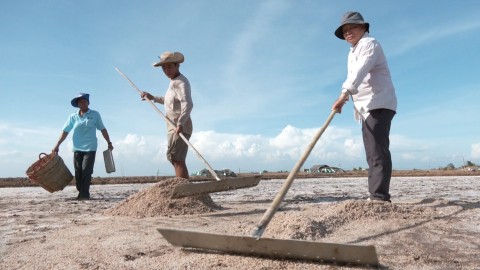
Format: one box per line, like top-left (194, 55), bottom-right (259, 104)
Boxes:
top-left (103, 149), bottom-right (116, 173)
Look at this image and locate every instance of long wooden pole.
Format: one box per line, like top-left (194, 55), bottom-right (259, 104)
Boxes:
top-left (115, 68), bottom-right (220, 181)
top-left (251, 109), bottom-right (337, 238)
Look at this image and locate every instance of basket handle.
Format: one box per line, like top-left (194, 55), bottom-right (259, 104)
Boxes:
top-left (33, 153), bottom-right (49, 175)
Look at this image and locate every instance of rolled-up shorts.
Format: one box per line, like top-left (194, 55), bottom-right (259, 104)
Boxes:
top-left (167, 133), bottom-right (191, 162)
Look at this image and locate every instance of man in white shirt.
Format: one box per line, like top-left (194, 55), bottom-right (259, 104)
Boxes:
top-left (141, 51), bottom-right (194, 179)
top-left (332, 12), bottom-right (397, 202)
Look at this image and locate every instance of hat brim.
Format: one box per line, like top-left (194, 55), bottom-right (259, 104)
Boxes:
top-left (71, 98), bottom-right (79, 107)
top-left (152, 59), bottom-right (184, 67)
top-left (152, 52), bottom-right (184, 67)
top-left (335, 22), bottom-right (369, 40)
top-left (71, 95), bottom-right (89, 107)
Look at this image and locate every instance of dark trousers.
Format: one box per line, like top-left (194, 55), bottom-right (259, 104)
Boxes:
top-left (362, 109), bottom-right (395, 201)
top-left (74, 151), bottom-right (96, 198)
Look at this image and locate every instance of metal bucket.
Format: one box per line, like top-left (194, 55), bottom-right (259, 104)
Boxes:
top-left (103, 149), bottom-right (116, 173)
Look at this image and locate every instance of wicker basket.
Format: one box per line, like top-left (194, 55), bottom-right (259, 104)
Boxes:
top-left (25, 153), bottom-right (73, 193)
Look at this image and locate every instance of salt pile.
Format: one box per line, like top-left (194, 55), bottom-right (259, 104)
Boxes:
top-left (104, 177), bottom-right (218, 218)
top-left (264, 200), bottom-right (436, 240)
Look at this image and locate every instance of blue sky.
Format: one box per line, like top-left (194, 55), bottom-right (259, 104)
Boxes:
top-left (1, 0), bottom-right (479, 177)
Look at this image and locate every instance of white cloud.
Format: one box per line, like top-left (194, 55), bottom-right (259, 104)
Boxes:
top-left (106, 134), bottom-right (170, 176)
top-left (1, 120), bottom-right (472, 177)
top-left (0, 123), bottom-right (65, 176)
top-left (189, 125), bottom-right (359, 170)
top-left (471, 143), bottom-right (480, 158)
top-left (402, 154), bottom-right (415, 160)
top-left (270, 125), bottom-right (314, 149)
top-left (0, 150), bottom-right (22, 160)
top-left (114, 134), bottom-right (163, 162)
top-left (343, 138), bottom-right (363, 158)
top-left (421, 156), bottom-right (431, 162)
top-left (1, 122), bottom-right (368, 176)
top-left (191, 131), bottom-right (263, 159)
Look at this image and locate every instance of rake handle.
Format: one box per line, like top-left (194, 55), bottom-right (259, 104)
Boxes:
top-left (251, 109), bottom-right (337, 238)
top-left (115, 68), bottom-right (221, 181)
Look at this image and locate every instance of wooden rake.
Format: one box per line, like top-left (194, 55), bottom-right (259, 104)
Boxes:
top-left (115, 68), bottom-right (260, 198)
top-left (157, 109), bottom-right (379, 265)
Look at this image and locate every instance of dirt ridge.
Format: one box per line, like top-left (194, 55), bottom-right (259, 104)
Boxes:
top-left (1, 170), bottom-right (478, 188)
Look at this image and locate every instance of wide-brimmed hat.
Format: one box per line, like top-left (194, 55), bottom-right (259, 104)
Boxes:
top-left (71, 93), bottom-right (89, 108)
top-left (152, 51), bottom-right (184, 67)
top-left (334, 11), bottom-right (370, 40)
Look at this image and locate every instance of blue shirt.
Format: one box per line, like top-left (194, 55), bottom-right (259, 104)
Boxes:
top-left (63, 109), bottom-right (106, 152)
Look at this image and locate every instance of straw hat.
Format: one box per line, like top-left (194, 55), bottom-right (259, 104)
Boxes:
top-left (334, 11), bottom-right (370, 40)
top-left (152, 51), bottom-right (184, 67)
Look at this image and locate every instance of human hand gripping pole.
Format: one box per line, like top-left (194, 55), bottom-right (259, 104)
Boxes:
top-left (251, 109), bottom-right (337, 238)
top-left (115, 67), bottom-right (221, 181)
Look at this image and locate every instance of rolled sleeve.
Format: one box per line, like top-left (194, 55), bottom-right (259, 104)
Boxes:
top-left (153, 96), bottom-right (165, 104)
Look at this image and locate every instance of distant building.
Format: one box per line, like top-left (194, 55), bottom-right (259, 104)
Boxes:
top-left (310, 165), bottom-right (345, 174)
top-left (467, 166), bottom-right (479, 172)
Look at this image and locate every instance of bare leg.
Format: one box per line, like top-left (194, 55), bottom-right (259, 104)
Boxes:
top-left (172, 160), bottom-right (189, 179)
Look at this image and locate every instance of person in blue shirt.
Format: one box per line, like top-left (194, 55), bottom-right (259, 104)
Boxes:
top-left (52, 93), bottom-right (114, 200)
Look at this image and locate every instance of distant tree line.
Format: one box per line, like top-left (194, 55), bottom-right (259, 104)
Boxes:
top-left (466, 161), bottom-right (476, 167)
top-left (439, 161), bottom-right (477, 170)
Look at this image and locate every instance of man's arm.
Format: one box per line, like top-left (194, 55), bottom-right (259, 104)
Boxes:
top-left (332, 93), bottom-right (350, 114)
top-left (53, 115), bottom-right (74, 154)
top-left (101, 129), bottom-right (114, 151)
top-left (341, 41), bottom-right (379, 95)
top-left (173, 81), bottom-right (193, 135)
top-left (141, 91), bottom-right (165, 104)
top-left (175, 81), bottom-right (193, 130)
top-left (52, 132), bottom-right (69, 154)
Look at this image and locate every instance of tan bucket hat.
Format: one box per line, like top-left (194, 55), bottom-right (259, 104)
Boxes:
top-left (152, 51), bottom-right (184, 67)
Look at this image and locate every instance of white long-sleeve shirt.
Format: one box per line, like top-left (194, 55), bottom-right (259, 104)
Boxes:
top-left (153, 74), bottom-right (193, 134)
top-left (341, 33), bottom-right (397, 122)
